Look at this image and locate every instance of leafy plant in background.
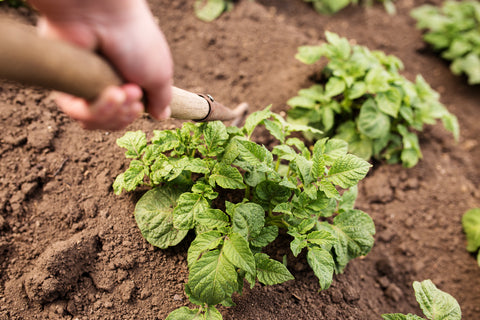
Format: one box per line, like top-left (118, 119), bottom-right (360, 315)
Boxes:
top-left (305, 0), bottom-right (396, 15)
top-left (382, 279), bottom-right (462, 320)
top-left (411, 1), bottom-right (480, 85)
top-left (194, 0), bottom-right (234, 22)
top-left (462, 208), bottom-right (480, 266)
top-left (287, 31), bottom-right (459, 168)
top-left (113, 107), bottom-right (375, 319)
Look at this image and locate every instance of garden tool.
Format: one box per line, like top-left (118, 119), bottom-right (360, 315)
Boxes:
top-left (0, 20), bottom-right (248, 124)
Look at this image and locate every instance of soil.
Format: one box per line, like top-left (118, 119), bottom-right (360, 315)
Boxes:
top-left (1, 0), bottom-right (480, 319)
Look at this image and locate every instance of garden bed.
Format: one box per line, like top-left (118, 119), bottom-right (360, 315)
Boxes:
top-left (0, 0), bottom-right (479, 319)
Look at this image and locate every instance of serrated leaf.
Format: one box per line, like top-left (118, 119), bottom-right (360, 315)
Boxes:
top-left (173, 193), bottom-right (208, 230)
top-left (165, 307), bottom-right (202, 320)
top-left (290, 234), bottom-right (307, 257)
top-left (255, 253), bottom-right (294, 285)
top-left (116, 131), bottom-right (147, 158)
top-left (357, 98), bottom-right (391, 139)
top-left (187, 230), bottom-right (223, 268)
top-left (326, 154), bottom-right (371, 189)
top-left (232, 202), bottom-right (265, 240)
top-left (307, 247), bottom-right (335, 290)
top-left (187, 249), bottom-right (238, 306)
top-left (223, 233), bottom-right (256, 275)
top-left (413, 280), bottom-right (461, 320)
top-left (462, 208), bottom-right (480, 253)
top-left (209, 163), bottom-right (245, 189)
top-left (250, 225), bottom-right (279, 248)
top-left (135, 187), bottom-right (188, 249)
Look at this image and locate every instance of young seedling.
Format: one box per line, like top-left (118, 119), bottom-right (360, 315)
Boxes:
top-left (411, 1), bottom-right (480, 85)
top-left (382, 279), bottom-right (461, 320)
top-left (305, 0), bottom-right (396, 15)
top-left (114, 107), bottom-right (375, 319)
top-left (462, 208), bottom-right (480, 266)
top-left (287, 31), bottom-right (459, 168)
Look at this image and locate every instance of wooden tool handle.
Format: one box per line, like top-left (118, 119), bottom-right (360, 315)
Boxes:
top-left (0, 20), bottom-right (210, 120)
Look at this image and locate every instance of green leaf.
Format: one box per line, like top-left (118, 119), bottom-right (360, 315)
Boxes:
top-left (116, 131), bottom-right (147, 158)
top-left (205, 306), bottom-right (223, 320)
top-left (326, 154), bottom-right (371, 189)
top-left (232, 202), bottom-right (265, 240)
top-left (250, 226), bottom-right (279, 248)
top-left (243, 106), bottom-right (272, 138)
top-left (357, 98), bottom-right (391, 139)
top-left (307, 230), bottom-right (337, 247)
top-left (203, 121), bottom-right (229, 156)
top-left (151, 130), bottom-right (180, 152)
top-left (235, 139), bottom-right (272, 167)
top-left (135, 186), bottom-right (188, 249)
top-left (194, 0), bottom-right (228, 22)
top-left (264, 118), bottom-right (286, 143)
top-left (223, 233), bottom-right (256, 275)
top-left (338, 186), bottom-right (358, 212)
top-left (295, 45), bottom-right (324, 64)
top-left (287, 95), bottom-right (317, 109)
top-left (254, 253), bottom-right (294, 285)
top-left (290, 234), bottom-right (307, 257)
top-left (173, 193), bottom-right (208, 230)
top-left (165, 307), bottom-right (202, 320)
top-left (113, 160), bottom-right (145, 194)
top-left (187, 230), bottom-right (223, 268)
top-left (462, 208), bottom-right (480, 253)
top-left (307, 247), bottom-right (335, 290)
top-left (329, 209), bottom-right (375, 271)
top-left (375, 88), bottom-right (402, 118)
top-left (209, 163), bottom-right (246, 189)
top-left (187, 249), bottom-right (238, 306)
top-left (413, 280), bottom-right (461, 320)
top-left (196, 208), bottom-right (230, 230)
top-left (365, 67), bottom-right (391, 92)
top-left (325, 77), bottom-right (346, 98)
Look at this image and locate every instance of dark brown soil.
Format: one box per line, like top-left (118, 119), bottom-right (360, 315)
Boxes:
top-left (1, 1), bottom-right (480, 319)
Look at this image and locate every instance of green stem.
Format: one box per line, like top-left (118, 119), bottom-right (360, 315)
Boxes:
top-left (245, 185), bottom-right (251, 200)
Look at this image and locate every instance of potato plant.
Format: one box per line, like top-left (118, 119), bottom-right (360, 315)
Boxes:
top-left (113, 107), bottom-right (375, 319)
top-left (411, 1), bottom-right (480, 85)
top-left (462, 208), bottom-right (480, 266)
top-left (305, 0), bottom-right (396, 15)
top-left (382, 280), bottom-right (461, 320)
top-left (194, 0), bottom-right (233, 22)
top-left (287, 31), bottom-right (459, 168)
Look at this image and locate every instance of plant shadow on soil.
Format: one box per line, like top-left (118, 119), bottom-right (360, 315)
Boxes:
top-left (1, 0), bottom-right (480, 319)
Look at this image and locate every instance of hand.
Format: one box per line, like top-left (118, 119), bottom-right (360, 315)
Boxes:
top-left (29, 0), bottom-right (173, 130)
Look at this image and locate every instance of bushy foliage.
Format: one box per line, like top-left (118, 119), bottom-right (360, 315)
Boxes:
top-left (411, 1), bottom-right (480, 85)
top-left (287, 32), bottom-right (459, 168)
top-left (114, 107), bottom-right (375, 319)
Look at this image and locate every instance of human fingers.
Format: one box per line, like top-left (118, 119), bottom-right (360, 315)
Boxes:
top-left (55, 84), bottom-right (144, 130)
